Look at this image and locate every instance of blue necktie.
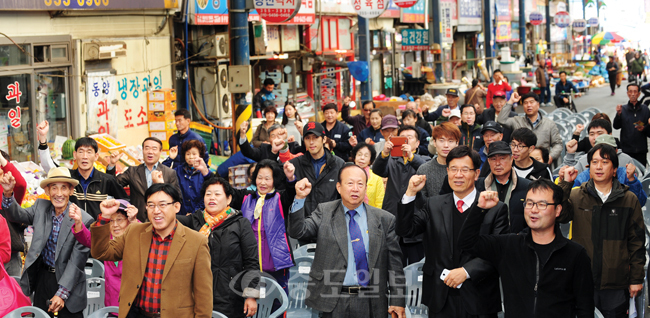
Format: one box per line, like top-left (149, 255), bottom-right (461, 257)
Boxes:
top-left (348, 210), bottom-right (369, 286)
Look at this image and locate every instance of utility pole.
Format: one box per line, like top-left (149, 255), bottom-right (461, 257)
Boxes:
top-left (432, 0), bottom-right (443, 81)
top-left (545, 0), bottom-right (551, 53)
top-left (519, 0), bottom-right (526, 58)
top-left (484, 0), bottom-right (494, 71)
top-left (358, 17), bottom-right (372, 100)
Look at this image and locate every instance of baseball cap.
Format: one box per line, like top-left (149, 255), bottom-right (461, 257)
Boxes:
top-left (493, 91), bottom-right (507, 99)
top-left (481, 121), bottom-right (503, 134)
top-left (449, 109), bottom-right (461, 119)
top-left (446, 88), bottom-right (459, 97)
top-left (381, 115), bottom-right (399, 129)
top-left (487, 141), bottom-right (512, 157)
top-left (595, 134), bottom-right (617, 148)
top-left (303, 121), bottom-right (326, 137)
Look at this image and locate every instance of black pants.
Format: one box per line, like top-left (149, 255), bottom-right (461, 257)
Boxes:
top-left (609, 73), bottom-right (618, 93)
top-left (626, 152), bottom-right (648, 167)
top-left (430, 293), bottom-right (499, 318)
top-left (399, 239), bottom-right (424, 266)
top-left (594, 289), bottom-right (628, 318)
top-left (33, 267), bottom-right (84, 318)
top-left (320, 292), bottom-right (373, 318)
top-left (127, 306), bottom-right (159, 318)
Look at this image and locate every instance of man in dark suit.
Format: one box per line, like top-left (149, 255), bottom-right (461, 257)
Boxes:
top-left (2, 167), bottom-right (94, 317)
top-left (107, 137), bottom-right (181, 222)
top-left (397, 145), bottom-right (509, 317)
top-left (289, 164), bottom-right (406, 318)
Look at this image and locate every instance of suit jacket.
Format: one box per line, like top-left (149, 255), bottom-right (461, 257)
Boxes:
top-left (288, 200), bottom-right (406, 316)
top-left (107, 164), bottom-right (181, 222)
top-left (5, 199), bottom-right (94, 313)
top-left (396, 194), bottom-right (509, 315)
top-left (90, 221), bottom-right (213, 318)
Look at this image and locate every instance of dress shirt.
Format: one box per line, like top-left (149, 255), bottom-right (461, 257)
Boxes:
top-left (452, 188), bottom-right (477, 213)
top-left (144, 163), bottom-right (159, 188)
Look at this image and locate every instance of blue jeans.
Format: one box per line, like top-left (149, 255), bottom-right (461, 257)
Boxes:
top-left (539, 86), bottom-right (551, 103)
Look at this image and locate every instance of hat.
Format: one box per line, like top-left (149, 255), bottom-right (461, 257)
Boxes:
top-left (381, 115), bottom-right (399, 129)
top-left (445, 88), bottom-right (459, 97)
top-left (481, 121), bottom-right (503, 134)
top-left (595, 134), bottom-right (617, 148)
top-left (40, 167), bottom-right (79, 189)
top-left (487, 141), bottom-right (512, 157)
top-left (303, 121), bottom-right (326, 137)
top-left (449, 109), bottom-right (461, 119)
top-left (493, 91), bottom-right (507, 99)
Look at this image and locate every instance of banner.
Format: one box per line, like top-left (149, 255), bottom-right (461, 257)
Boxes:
top-left (87, 71), bottom-right (118, 137)
top-left (458, 0), bottom-right (482, 25)
top-left (496, 21), bottom-right (512, 42)
top-left (497, 0), bottom-right (511, 21)
top-left (0, 0), bottom-right (177, 10)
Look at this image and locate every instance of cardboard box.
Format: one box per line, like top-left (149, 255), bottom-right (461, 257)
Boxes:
top-left (147, 89), bottom-right (176, 102)
top-left (148, 100), bottom-right (177, 112)
top-left (148, 111), bottom-right (175, 122)
top-left (149, 120), bottom-right (176, 132)
top-left (89, 133), bottom-right (126, 152)
top-left (150, 131), bottom-right (175, 150)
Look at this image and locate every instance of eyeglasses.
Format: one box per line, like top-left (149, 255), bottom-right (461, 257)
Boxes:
top-left (523, 200), bottom-right (559, 210)
top-left (145, 201), bottom-right (176, 211)
top-left (448, 167), bottom-right (476, 175)
top-left (110, 218), bottom-right (127, 224)
top-left (510, 142), bottom-right (529, 150)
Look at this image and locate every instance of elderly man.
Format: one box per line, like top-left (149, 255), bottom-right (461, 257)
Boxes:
top-left (2, 167), bottom-right (94, 317)
top-left (613, 83), bottom-right (650, 166)
top-left (477, 121), bottom-right (504, 178)
top-left (289, 164), bottom-right (406, 318)
top-left (238, 122), bottom-right (301, 163)
top-left (91, 184), bottom-right (213, 318)
top-left (422, 88), bottom-right (461, 123)
top-left (497, 92), bottom-right (563, 164)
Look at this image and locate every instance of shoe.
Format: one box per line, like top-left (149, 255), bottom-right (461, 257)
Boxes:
top-left (617, 85), bottom-right (621, 88)
top-left (611, 92), bottom-right (615, 96)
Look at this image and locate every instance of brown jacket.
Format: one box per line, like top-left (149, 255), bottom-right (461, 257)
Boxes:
top-left (535, 66), bottom-right (547, 87)
top-left (251, 120), bottom-right (273, 147)
top-left (559, 179), bottom-right (646, 290)
top-left (91, 221), bottom-right (213, 318)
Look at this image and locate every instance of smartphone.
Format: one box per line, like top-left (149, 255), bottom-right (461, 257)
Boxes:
top-left (440, 268), bottom-right (450, 281)
top-left (390, 136), bottom-right (408, 157)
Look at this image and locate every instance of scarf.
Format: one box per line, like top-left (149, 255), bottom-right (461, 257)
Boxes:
top-left (254, 190), bottom-right (274, 219)
top-left (199, 206), bottom-right (234, 237)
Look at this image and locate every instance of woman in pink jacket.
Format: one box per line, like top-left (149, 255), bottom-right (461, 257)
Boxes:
top-left (69, 199), bottom-right (138, 307)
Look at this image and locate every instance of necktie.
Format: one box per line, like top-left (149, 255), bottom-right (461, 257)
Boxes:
top-left (347, 210), bottom-right (369, 286)
top-left (457, 200), bottom-right (464, 213)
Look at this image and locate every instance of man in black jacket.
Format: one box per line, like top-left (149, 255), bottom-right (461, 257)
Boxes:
top-left (476, 90), bottom-right (517, 141)
top-left (613, 83), bottom-right (650, 166)
top-left (289, 122), bottom-right (345, 219)
top-left (238, 122), bottom-right (301, 163)
top-left (458, 179), bottom-right (594, 318)
top-left (510, 128), bottom-right (554, 180)
top-left (477, 141), bottom-right (531, 233)
top-left (397, 146), bottom-right (509, 317)
top-left (322, 103), bottom-right (353, 161)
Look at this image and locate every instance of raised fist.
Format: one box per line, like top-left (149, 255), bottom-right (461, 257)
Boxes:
top-left (295, 178), bottom-right (312, 200)
top-left (478, 191), bottom-right (500, 210)
top-left (405, 175), bottom-right (426, 197)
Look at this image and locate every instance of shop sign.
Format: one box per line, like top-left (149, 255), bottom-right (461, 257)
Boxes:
top-left (529, 11), bottom-right (544, 25)
top-left (5, 82), bottom-right (22, 105)
top-left (401, 29), bottom-right (429, 51)
top-left (458, 0), bottom-right (482, 25)
top-left (588, 17), bottom-right (599, 27)
top-left (572, 19), bottom-right (587, 32)
top-left (442, 0), bottom-right (458, 26)
top-left (380, 0), bottom-right (400, 18)
top-left (87, 71), bottom-right (118, 137)
top-left (497, 0), bottom-right (511, 21)
top-left (511, 21), bottom-right (520, 41)
top-left (194, 0), bottom-right (314, 25)
top-left (441, 2), bottom-right (454, 44)
top-left (400, 0), bottom-right (425, 23)
top-left (0, 0), bottom-right (177, 10)
top-left (554, 11), bottom-right (570, 28)
top-left (317, 0), bottom-right (356, 14)
top-left (394, 0), bottom-right (417, 9)
top-left (354, 0), bottom-right (388, 18)
top-left (254, 0), bottom-right (302, 23)
top-left (8, 106), bottom-right (21, 129)
top-left (250, 0), bottom-right (315, 24)
top-left (320, 67), bottom-right (337, 106)
top-left (496, 21), bottom-right (511, 42)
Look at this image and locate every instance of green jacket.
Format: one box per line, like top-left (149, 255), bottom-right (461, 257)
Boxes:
top-left (629, 58), bottom-right (644, 74)
top-left (558, 179), bottom-right (646, 290)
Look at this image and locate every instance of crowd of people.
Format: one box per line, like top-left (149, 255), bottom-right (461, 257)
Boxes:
top-left (1, 74), bottom-right (649, 318)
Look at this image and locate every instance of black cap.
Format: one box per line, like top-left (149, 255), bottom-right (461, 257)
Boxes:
top-left (487, 141), bottom-right (512, 157)
top-left (481, 121), bottom-right (503, 134)
top-left (303, 121), bottom-right (326, 137)
top-left (445, 88), bottom-right (459, 96)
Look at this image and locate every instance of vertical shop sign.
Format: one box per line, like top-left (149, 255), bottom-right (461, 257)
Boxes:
top-left (87, 71), bottom-right (118, 137)
top-left (320, 67), bottom-right (337, 106)
top-left (5, 82), bottom-right (22, 104)
top-left (458, 0), bottom-right (481, 25)
top-left (441, 2), bottom-right (453, 43)
top-left (8, 106), bottom-right (21, 128)
top-left (496, 21), bottom-right (512, 42)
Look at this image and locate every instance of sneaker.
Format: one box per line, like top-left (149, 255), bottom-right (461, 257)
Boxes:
top-left (611, 92), bottom-right (615, 96)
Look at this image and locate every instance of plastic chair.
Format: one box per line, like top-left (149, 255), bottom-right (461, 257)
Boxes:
top-left (5, 306), bottom-right (50, 318)
top-left (403, 259), bottom-right (428, 318)
top-left (595, 308), bottom-right (605, 318)
top-left (87, 306), bottom-right (119, 318)
top-left (84, 277), bottom-right (106, 317)
top-left (86, 258), bottom-right (105, 278)
top-left (631, 158), bottom-right (646, 180)
top-left (287, 255), bottom-right (318, 318)
top-left (538, 109), bottom-right (547, 116)
top-left (255, 276), bottom-right (289, 318)
top-left (288, 236), bottom-right (301, 251)
top-left (293, 244), bottom-right (316, 258)
top-left (212, 311), bottom-right (228, 318)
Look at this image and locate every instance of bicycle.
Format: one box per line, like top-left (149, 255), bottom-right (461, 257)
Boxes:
top-left (558, 91), bottom-right (579, 113)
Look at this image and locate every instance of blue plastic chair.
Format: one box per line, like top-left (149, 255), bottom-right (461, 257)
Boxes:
top-left (87, 306), bottom-right (119, 318)
top-left (255, 276), bottom-right (289, 318)
top-left (287, 255), bottom-right (318, 318)
top-left (5, 306), bottom-right (50, 318)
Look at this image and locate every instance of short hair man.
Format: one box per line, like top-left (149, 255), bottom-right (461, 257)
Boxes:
top-left (613, 83), bottom-right (650, 166)
top-left (458, 104), bottom-right (484, 151)
top-left (106, 137), bottom-right (182, 222)
top-left (476, 90), bottom-right (517, 141)
top-left (422, 88), bottom-right (461, 123)
top-left (401, 109), bottom-right (431, 156)
top-left (36, 121), bottom-right (129, 219)
top-left (558, 144), bottom-right (646, 317)
top-left (497, 92), bottom-right (563, 164)
top-left (238, 122), bottom-right (301, 163)
top-left (289, 165), bottom-right (407, 318)
top-left (510, 128), bottom-right (554, 180)
top-left (486, 69), bottom-right (512, 109)
top-left (564, 128), bottom-right (639, 176)
top-left (477, 121), bottom-right (504, 178)
top-left (342, 99), bottom-right (375, 136)
top-left (465, 79), bottom-right (487, 115)
top-left (373, 125), bottom-right (430, 265)
top-left (321, 103), bottom-right (353, 161)
top-left (553, 71), bottom-right (582, 108)
top-left (478, 141), bottom-right (532, 233)
top-left (569, 119), bottom-right (616, 154)
top-left (418, 122), bottom-right (461, 198)
top-left (162, 109), bottom-right (210, 167)
top-left (253, 78), bottom-right (276, 115)
top-left (405, 101), bottom-right (433, 136)
top-left (2, 167), bottom-right (94, 317)
top-left (458, 179), bottom-right (595, 317)
top-left (399, 146), bottom-right (509, 317)
top-left (91, 184), bottom-right (213, 317)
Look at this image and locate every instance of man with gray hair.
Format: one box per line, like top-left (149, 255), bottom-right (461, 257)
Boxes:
top-left (238, 121), bottom-right (301, 162)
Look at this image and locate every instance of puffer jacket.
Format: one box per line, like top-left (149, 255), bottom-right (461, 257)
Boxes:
top-left (613, 101), bottom-right (650, 153)
top-left (459, 123), bottom-right (484, 152)
top-left (177, 210), bottom-right (260, 318)
top-left (497, 103), bottom-right (563, 161)
top-left (558, 179), bottom-right (646, 290)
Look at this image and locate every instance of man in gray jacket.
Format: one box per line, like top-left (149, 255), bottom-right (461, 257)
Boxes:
top-left (497, 92), bottom-right (563, 164)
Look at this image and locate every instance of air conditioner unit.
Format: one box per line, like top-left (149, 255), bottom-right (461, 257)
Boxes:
top-left (217, 64), bottom-right (232, 119)
top-left (83, 42), bottom-right (127, 61)
top-left (211, 34), bottom-right (229, 58)
top-left (195, 66), bottom-right (218, 118)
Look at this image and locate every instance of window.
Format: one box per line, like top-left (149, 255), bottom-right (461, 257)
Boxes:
top-left (0, 44), bottom-right (31, 67)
